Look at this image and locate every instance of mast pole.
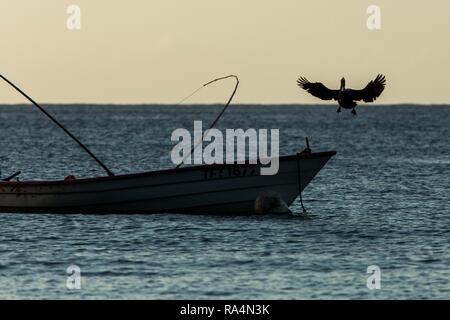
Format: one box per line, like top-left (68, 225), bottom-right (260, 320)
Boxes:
top-left (0, 74), bottom-right (114, 177)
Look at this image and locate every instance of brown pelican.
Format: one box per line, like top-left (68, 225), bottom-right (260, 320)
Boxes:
top-left (297, 74), bottom-right (386, 115)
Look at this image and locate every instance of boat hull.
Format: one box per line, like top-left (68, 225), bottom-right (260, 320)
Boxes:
top-left (0, 151), bottom-right (335, 214)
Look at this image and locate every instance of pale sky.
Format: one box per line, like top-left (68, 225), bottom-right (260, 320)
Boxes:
top-left (0, 0), bottom-right (449, 104)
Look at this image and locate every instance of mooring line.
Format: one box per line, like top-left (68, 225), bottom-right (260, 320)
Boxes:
top-left (296, 153), bottom-right (307, 213)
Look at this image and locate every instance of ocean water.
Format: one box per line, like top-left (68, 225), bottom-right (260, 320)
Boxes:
top-left (0, 104), bottom-right (449, 299)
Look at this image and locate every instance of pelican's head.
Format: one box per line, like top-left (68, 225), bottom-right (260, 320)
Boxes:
top-left (341, 78), bottom-right (345, 90)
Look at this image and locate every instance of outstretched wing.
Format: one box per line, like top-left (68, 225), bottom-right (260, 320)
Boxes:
top-left (351, 74), bottom-right (386, 102)
top-left (297, 77), bottom-right (339, 101)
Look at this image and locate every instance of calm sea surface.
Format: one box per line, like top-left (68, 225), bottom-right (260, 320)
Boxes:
top-left (0, 105), bottom-right (449, 299)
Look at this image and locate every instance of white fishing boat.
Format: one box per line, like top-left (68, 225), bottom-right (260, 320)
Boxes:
top-left (0, 151), bottom-right (335, 214)
top-left (0, 73), bottom-right (336, 214)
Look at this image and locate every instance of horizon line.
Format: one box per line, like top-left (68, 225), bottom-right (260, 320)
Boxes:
top-left (1, 102), bottom-right (450, 107)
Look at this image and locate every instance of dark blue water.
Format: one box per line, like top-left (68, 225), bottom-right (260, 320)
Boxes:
top-left (0, 105), bottom-right (449, 299)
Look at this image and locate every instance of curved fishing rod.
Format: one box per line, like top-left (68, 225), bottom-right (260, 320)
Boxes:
top-left (0, 74), bottom-right (114, 177)
top-left (176, 75), bottom-right (239, 168)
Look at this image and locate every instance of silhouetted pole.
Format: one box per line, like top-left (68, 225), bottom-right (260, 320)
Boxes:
top-left (0, 74), bottom-right (114, 177)
top-left (176, 75), bottom-right (239, 168)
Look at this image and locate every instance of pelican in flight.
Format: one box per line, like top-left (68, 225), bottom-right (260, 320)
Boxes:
top-left (297, 74), bottom-right (386, 115)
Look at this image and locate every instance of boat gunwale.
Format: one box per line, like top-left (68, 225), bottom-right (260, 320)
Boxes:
top-left (0, 151), bottom-right (336, 186)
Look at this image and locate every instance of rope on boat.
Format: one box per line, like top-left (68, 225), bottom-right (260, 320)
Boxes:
top-left (296, 153), bottom-right (307, 213)
top-left (0, 74), bottom-right (115, 177)
top-left (176, 75), bottom-right (240, 168)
